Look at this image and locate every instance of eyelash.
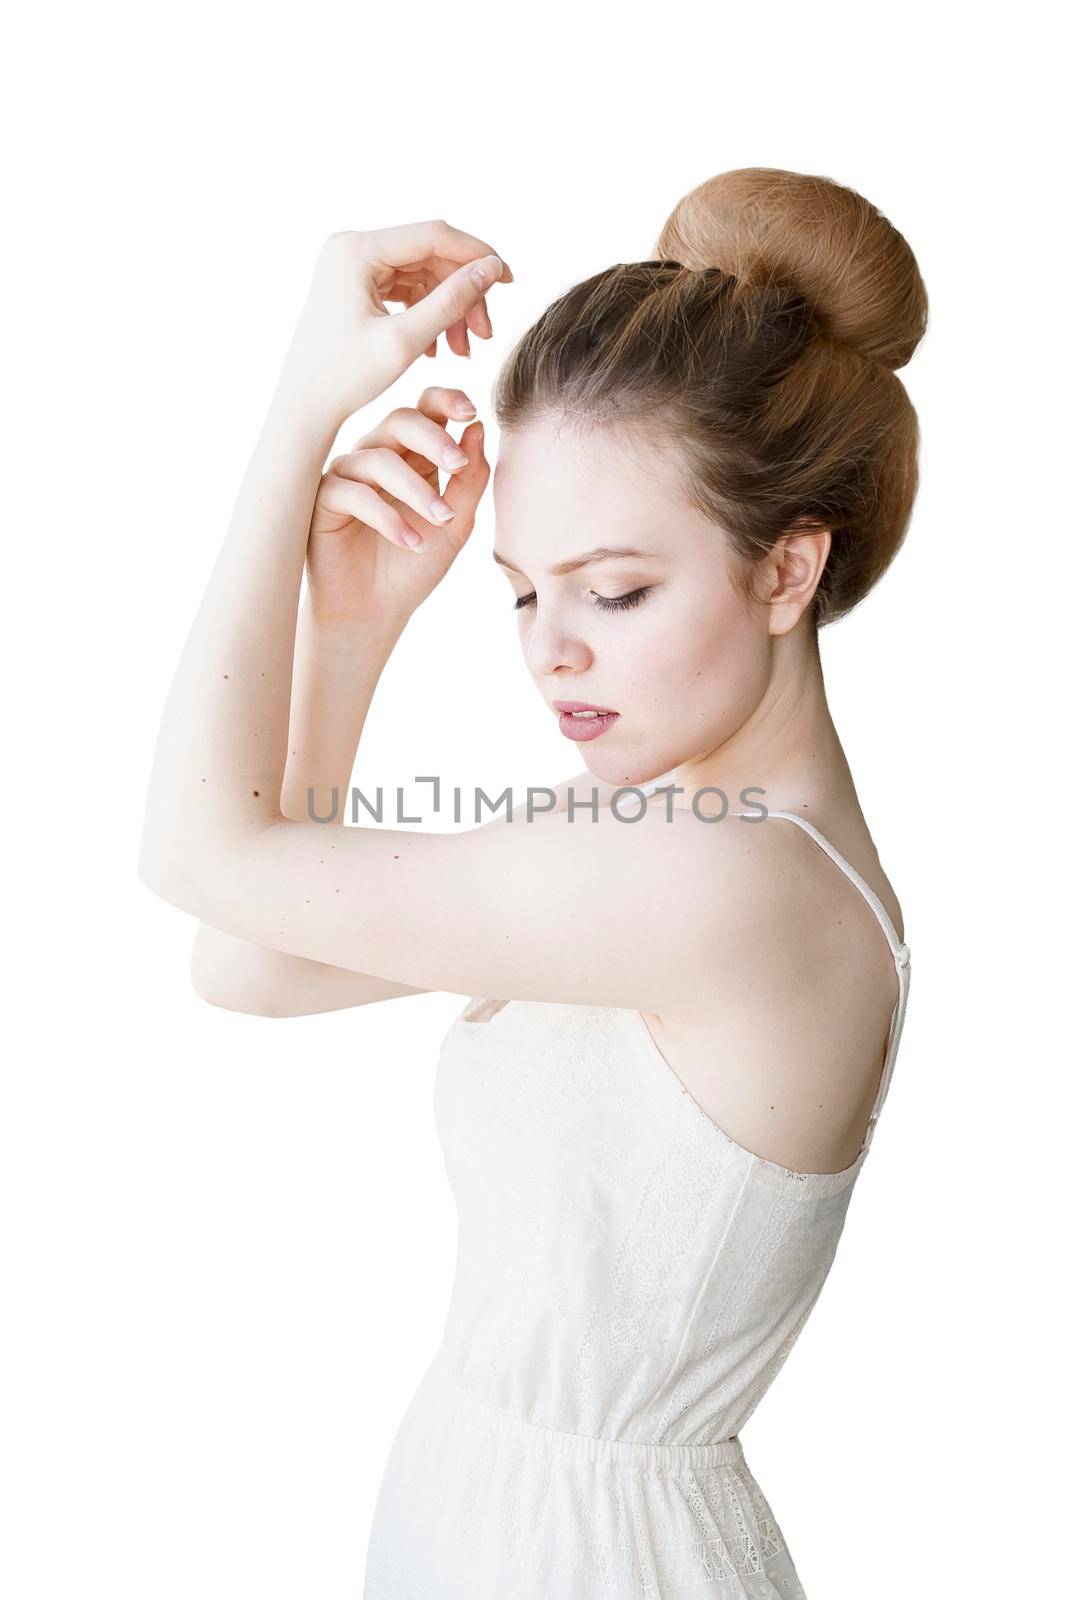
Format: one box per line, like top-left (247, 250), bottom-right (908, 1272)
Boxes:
top-left (513, 587), bottom-right (652, 614)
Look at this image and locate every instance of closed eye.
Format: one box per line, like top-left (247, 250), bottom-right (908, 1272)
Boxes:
top-left (513, 587), bottom-right (653, 614)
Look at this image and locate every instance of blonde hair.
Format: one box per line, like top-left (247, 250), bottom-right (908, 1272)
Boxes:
top-left (491, 167), bottom-right (928, 628)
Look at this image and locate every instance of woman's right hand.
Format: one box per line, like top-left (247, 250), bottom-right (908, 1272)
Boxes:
top-left (305, 386), bottom-right (491, 631)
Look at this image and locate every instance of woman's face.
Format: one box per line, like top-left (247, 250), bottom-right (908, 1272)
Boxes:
top-left (491, 416), bottom-right (777, 793)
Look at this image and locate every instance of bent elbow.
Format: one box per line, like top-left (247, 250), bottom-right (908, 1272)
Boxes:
top-left (138, 848), bottom-right (202, 918)
top-left (190, 976), bottom-right (284, 1018)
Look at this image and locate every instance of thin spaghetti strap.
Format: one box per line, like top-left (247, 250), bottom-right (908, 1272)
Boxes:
top-left (621, 783), bottom-right (911, 1155)
top-left (747, 811), bottom-right (907, 960)
top-left (740, 809), bottom-right (911, 1155)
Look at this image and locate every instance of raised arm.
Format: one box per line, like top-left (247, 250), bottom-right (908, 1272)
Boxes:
top-left (137, 224), bottom-right (737, 1018)
top-left (143, 223), bottom-right (514, 1016)
top-left (191, 601), bottom-right (429, 1016)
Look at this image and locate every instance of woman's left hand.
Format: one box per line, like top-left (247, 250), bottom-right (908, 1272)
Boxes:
top-left (276, 220), bottom-right (514, 432)
top-left (305, 385), bottom-right (492, 629)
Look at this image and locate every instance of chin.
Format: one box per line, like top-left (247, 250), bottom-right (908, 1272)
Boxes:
top-left (581, 752), bottom-right (675, 790)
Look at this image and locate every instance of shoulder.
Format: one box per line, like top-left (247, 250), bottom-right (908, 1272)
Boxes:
top-left (659, 808), bottom-right (904, 1026)
top-left (488, 777), bottom-right (812, 914)
top-left (518, 796), bottom-right (812, 968)
top-left (461, 784), bottom-right (764, 1009)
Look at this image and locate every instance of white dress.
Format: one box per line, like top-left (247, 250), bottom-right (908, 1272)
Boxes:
top-left (363, 801), bottom-right (912, 1598)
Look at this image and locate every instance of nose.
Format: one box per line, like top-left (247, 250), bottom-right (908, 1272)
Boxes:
top-left (524, 610), bottom-right (594, 678)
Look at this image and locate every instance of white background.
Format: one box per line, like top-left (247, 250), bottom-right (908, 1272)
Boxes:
top-left (4, 3), bottom-right (1062, 1596)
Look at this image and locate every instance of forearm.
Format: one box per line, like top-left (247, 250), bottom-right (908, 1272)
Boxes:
top-left (138, 226), bottom-right (506, 900)
top-left (279, 601), bottom-right (405, 825)
top-left (138, 381), bottom-right (340, 890)
top-left (191, 599), bottom-right (407, 1004)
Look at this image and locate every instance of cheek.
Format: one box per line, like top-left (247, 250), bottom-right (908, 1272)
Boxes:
top-left (633, 590), bottom-right (759, 714)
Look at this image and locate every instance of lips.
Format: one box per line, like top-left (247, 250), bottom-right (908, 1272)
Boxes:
top-left (555, 705), bottom-right (620, 743)
top-left (552, 700), bottom-right (618, 714)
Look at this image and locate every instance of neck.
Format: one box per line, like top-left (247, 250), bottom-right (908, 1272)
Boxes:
top-left (651, 628), bottom-right (859, 818)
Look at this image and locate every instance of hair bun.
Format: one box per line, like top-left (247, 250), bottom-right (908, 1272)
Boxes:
top-left (654, 167), bottom-right (927, 372)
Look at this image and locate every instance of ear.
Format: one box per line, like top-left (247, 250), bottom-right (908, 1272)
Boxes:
top-left (764, 523), bottom-right (831, 632)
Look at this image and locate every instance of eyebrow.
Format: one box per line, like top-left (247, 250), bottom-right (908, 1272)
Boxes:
top-left (491, 545), bottom-right (658, 576)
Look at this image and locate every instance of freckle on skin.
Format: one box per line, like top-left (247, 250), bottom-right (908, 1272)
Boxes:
top-left (253, 790), bottom-right (259, 797)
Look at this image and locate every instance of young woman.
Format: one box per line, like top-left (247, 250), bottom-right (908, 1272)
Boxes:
top-left (139, 168), bottom-right (921, 1598)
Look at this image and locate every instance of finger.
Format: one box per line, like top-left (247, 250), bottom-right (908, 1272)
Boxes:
top-left (427, 420), bottom-right (491, 532)
top-left (330, 390), bottom-right (477, 487)
top-left (330, 387), bottom-right (475, 457)
top-left (392, 275), bottom-right (440, 358)
top-left (315, 475), bottom-right (422, 550)
top-left (384, 278), bottom-right (440, 358)
top-left (393, 254), bottom-right (506, 365)
top-left (399, 420), bottom-right (491, 553)
top-left (366, 218), bottom-right (513, 281)
top-left (418, 262), bottom-right (490, 345)
top-left (353, 402), bottom-right (472, 475)
top-left (414, 386), bottom-right (479, 424)
top-left (467, 298), bottom-right (492, 341)
top-left (392, 262), bottom-right (472, 357)
top-left (409, 258), bottom-right (489, 348)
top-left (330, 445), bottom-right (462, 530)
top-left (445, 318), bottom-right (472, 359)
top-left (399, 386), bottom-right (479, 462)
top-left (457, 278), bottom-right (493, 341)
top-left (387, 269), bottom-right (434, 288)
top-left (404, 384), bottom-right (478, 453)
top-left (384, 446), bottom-right (440, 485)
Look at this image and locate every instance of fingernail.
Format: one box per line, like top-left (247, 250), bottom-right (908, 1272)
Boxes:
top-left (455, 403), bottom-right (477, 417)
top-left (402, 528), bottom-right (424, 550)
top-left (443, 446), bottom-right (469, 468)
top-left (471, 255), bottom-right (503, 290)
top-left (430, 497), bottom-right (455, 522)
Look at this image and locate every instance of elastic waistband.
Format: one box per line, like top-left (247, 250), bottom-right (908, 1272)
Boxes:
top-left (426, 1356), bottom-right (746, 1473)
